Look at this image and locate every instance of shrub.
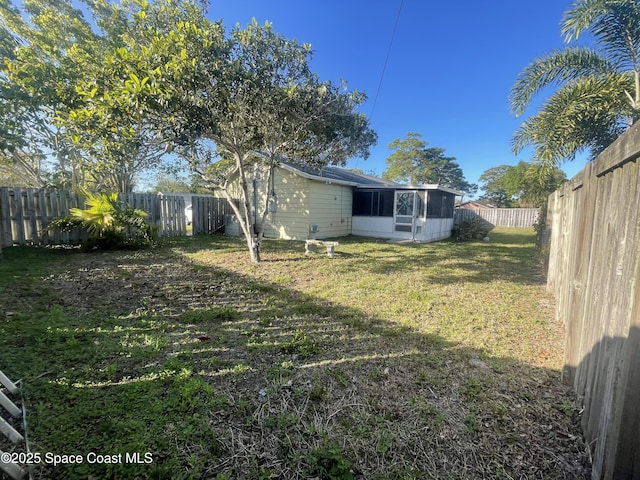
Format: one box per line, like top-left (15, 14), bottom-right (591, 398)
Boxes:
top-left (452, 217), bottom-right (491, 241)
top-left (47, 191), bottom-right (158, 251)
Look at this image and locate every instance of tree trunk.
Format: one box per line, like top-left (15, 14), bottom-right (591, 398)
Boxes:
top-left (235, 153), bottom-right (262, 263)
top-left (245, 234), bottom-right (261, 263)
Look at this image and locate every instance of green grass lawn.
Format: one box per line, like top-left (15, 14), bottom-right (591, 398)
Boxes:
top-left (0, 228), bottom-right (590, 479)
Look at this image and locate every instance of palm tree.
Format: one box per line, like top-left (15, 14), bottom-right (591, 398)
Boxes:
top-left (510, 0), bottom-right (640, 165)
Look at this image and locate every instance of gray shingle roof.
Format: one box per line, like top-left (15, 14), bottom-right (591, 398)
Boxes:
top-left (319, 167), bottom-right (399, 187)
top-left (280, 161), bottom-right (398, 187)
top-left (279, 161), bottom-right (463, 195)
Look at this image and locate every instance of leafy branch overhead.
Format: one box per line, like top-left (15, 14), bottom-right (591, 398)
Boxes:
top-left (0, 0), bottom-right (174, 191)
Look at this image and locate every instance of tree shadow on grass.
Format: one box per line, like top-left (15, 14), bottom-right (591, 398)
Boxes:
top-left (0, 240), bottom-right (589, 479)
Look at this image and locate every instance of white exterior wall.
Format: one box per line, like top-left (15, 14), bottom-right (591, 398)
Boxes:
top-left (420, 218), bottom-right (454, 242)
top-left (352, 216), bottom-right (453, 242)
top-left (352, 216), bottom-right (394, 238)
top-left (308, 182), bottom-right (352, 239)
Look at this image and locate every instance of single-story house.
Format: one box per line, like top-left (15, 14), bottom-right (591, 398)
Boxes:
top-left (223, 162), bottom-right (463, 243)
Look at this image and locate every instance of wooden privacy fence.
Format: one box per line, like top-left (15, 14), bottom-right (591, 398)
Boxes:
top-left (0, 188), bottom-right (85, 248)
top-left (120, 192), bottom-right (186, 237)
top-left (190, 195), bottom-right (234, 235)
top-left (0, 188), bottom-right (187, 247)
top-left (544, 121), bottom-right (640, 479)
top-left (454, 207), bottom-right (538, 228)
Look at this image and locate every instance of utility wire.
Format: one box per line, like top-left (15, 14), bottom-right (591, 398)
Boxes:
top-left (369, 0), bottom-right (404, 120)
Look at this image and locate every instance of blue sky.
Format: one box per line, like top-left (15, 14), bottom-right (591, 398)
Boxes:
top-left (208, 0), bottom-right (589, 193)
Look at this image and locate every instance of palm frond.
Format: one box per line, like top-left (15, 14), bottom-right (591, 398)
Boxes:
top-left (512, 73), bottom-right (633, 164)
top-left (598, 8), bottom-right (640, 71)
top-left (510, 46), bottom-right (616, 116)
top-left (563, 0), bottom-right (640, 71)
top-left (562, 0), bottom-right (610, 42)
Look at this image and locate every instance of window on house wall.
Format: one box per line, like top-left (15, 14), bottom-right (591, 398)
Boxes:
top-left (353, 190), bottom-right (394, 216)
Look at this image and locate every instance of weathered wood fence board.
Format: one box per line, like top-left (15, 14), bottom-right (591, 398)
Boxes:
top-left (454, 207), bottom-right (538, 228)
top-left (544, 121), bottom-right (640, 479)
top-left (0, 188), bottom-right (189, 247)
top-left (158, 194), bottom-right (186, 237)
top-left (191, 195), bottom-right (233, 235)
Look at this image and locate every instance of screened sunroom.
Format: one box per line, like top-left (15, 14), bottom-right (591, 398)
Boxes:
top-left (351, 185), bottom-right (462, 242)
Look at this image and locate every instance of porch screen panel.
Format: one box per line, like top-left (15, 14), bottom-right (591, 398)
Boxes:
top-left (427, 191), bottom-right (455, 218)
top-left (352, 190), bottom-right (394, 217)
top-left (353, 191), bottom-right (373, 216)
top-left (379, 191), bottom-right (394, 216)
top-left (442, 194), bottom-right (454, 218)
top-left (416, 191), bottom-right (425, 218)
top-left (427, 191), bottom-right (443, 217)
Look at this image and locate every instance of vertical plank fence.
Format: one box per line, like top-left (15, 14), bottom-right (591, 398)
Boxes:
top-left (0, 188), bottom-right (86, 247)
top-left (0, 188), bottom-right (189, 247)
top-left (544, 121), bottom-right (640, 479)
top-left (454, 207), bottom-right (539, 228)
top-left (191, 195), bottom-right (233, 235)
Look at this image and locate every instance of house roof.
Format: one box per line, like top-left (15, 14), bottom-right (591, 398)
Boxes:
top-left (319, 167), bottom-right (400, 187)
top-left (280, 162), bottom-right (463, 195)
top-left (280, 162), bottom-right (397, 187)
top-left (458, 200), bottom-right (495, 209)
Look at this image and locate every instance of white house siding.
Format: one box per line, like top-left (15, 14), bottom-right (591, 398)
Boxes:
top-left (421, 218), bottom-right (454, 242)
top-left (261, 168), bottom-right (311, 240)
top-left (307, 182), bottom-right (352, 239)
top-left (352, 217), bottom-right (453, 242)
top-left (352, 216), bottom-right (394, 238)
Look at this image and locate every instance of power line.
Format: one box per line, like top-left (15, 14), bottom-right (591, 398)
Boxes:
top-left (369, 0), bottom-right (404, 120)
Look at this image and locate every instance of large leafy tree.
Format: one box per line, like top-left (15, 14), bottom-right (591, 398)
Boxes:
top-left (69, 1), bottom-right (376, 262)
top-left (510, 0), bottom-right (640, 165)
top-left (382, 132), bottom-right (426, 184)
top-left (383, 132), bottom-right (476, 195)
top-left (0, 0), bottom-right (98, 188)
top-left (478, 162), bottom-right (566, 207)
top-left (1, 0), bottom-right (170, 191)
top-left (503, 161), bottom-right (566, 207)
top-left (477, 165), bottom-right (515, 207)
top-left (419, 148), bottom-right (477, 195)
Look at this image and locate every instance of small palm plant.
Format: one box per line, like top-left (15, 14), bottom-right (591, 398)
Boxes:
top-left (48, 191), bottom-right (157, 250)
